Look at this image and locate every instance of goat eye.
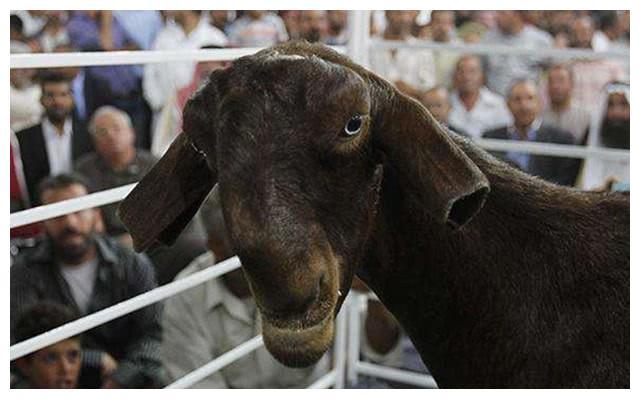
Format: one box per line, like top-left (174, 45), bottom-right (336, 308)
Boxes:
top-left (343, 116), bottom-right (363, 137)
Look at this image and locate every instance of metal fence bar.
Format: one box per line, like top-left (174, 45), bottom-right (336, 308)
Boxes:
top-left (10, 256), bottom-right (242, 360)
top-left (10, 46), bottom-right (347, 69)
top-left (165, 336), bottom-right (264, 389)
top-left (10, 183), bottom-right (136, 229)
top-left (370, 39), bottom-right (630, 60)
top-left (333, 303), bottom-right (348, 388)
top-left (346, 293), bottom-right (364, 386)
top-left (474, 138), bottom-right (630, 161)
top-left (307, 370), bottom-right (337, 389)
top-left (355, 361), bottom-right (438, 388)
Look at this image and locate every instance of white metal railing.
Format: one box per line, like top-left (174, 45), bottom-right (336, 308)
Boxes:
top-left (166, 336), bottom-right (264, 388)
top-left (371, 39), bottom-right (630, 61)
top-left (10, 256), bottom-right (242, 360)
top-left (345, 291), bottom-right (438, 388)
top-left (10, 46), bottom-right (347, 69)
top-left (8, 10), bottom-right (630, 389)
top-left (10, 183), bottom-right (136, 229)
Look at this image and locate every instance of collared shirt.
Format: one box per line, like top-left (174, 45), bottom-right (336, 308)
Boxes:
top-left (449, 87), bottom-right (513, 139)
top-left (505, 118), bottom-right (542, 171)
top-left (143, 18), bottom-right (228, 111)
top-left (42, 117), bottom-right (73, 175)
top-left (161, 251), bottom-right (329, 388)
top-left (11, 235), bottom-right (165, 388)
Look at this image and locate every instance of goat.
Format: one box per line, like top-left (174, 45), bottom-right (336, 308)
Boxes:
top-left (118, 41), bottom-right (629, 388)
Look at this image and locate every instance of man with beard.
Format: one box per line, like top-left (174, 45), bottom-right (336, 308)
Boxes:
top-left (10, 174), bottom-right (166, 388)
top-left (579, 82), bottom-right (630, 190)
top-left (299, 10), bottom-right (329, 43)
top-left (15, 73), bottom-right (93, 206)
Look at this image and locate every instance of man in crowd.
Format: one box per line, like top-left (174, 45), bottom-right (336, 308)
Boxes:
top-left (326, 10), bottom-right (349, 45)
top-left (482, 10), bottom-right (553, 96)
top-left (67, 11), bottom-right (151, 149)
top-left (12, 302), bottom-right (83, 389)
top-left (16, 73), bottom-right (93, 206)
top-left (579, 82), bottom-right (630, 190)
top-left (226, 10), bottom-right (288, 47)
top-left (566, 15), bottom-right (624, 114)
top-left (160, 188), bottom-right (329, 388)
top-left (427, 10), bottom-right (461, 86)
top-left (369, 10), bottom-right (436, 98)
top-left (542, 63), bottom-right (591, 144)
top-left (299, 10), bottom-right (329, 43)
top-left (10, 174), bottom-right (166, 388)
top-left (482, 79), bottom-right (581, 186)
top-left (144, 10), bottom-right (227, 145)
top-left (448, 55), bottom-right (512, 139)
top-left (10, 42), bottom-right (43, 132)
top-left (419, 86), bottom-right (465, 135)
top-left (74, 106), bottom-right (208, 284)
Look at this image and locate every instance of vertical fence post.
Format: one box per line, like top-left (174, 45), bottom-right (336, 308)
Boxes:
top-left (346, 292), bottom-right (364, 386)
top-left (347, 10), bottom-right (371, 67)
top-left (333, 300), bottom-right (348, 388)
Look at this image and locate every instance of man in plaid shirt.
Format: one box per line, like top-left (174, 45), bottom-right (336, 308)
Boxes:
top-left (10, 173), bottom-right (166, 388)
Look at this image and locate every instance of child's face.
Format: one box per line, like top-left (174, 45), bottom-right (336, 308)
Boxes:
top-left (24, 339), bottom-right (82, 389)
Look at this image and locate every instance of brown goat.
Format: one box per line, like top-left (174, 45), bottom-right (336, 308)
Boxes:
top-left (118, 42), bottom-right (629, 388)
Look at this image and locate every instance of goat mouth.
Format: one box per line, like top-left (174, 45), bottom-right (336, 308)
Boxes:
top-left (261, 310), bottom-right (335, 368)
top-left (259, 281), bottom-right (339, 368)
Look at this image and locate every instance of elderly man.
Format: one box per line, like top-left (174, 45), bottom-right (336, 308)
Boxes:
top-left (482, 79), bottom-right (581, 186)
top-left (10, 174), bottom-right (165, 388)
top-left (448, 55), bottom-right (512, 139)
top-left (542, 63), bottom-right (591, 144)
top-left (74, 106), bottom-right (207, 284)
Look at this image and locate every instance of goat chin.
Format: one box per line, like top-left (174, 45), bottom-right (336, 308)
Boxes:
top-left (261, 314), bottom-right (334, 368)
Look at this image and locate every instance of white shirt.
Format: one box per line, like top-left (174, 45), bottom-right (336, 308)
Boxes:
top-left (42, 118), bottom-right (73, 176)
top-left (449, 87), bottom-right (513, 139)
top-left (161, 251), bottom-right (329, 388)
top-left (143, 19), bottom-right (228, 111)
top-left (369, 36), bottom-right (437, 92)
top-left (60, 258), bottom-right (99, 314)
top-left (10, 83), bottom-right (43, 132)
top-left (42, 117), bottom-right (74, 175)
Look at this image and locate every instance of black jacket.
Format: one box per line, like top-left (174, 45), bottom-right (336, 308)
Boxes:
top-left (482, 124), bottom-right (581, 187)
top-left (10, 236), bottom-right (166, 388)
top-left (15, 119), bottom-right (93, 206)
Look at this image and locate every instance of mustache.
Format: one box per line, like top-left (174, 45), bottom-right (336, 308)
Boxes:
top-left (59, 228), bottom-right (86, 240)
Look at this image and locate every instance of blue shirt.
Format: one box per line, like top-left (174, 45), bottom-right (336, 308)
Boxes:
top-left (67, 12), bottom-right (140, 96)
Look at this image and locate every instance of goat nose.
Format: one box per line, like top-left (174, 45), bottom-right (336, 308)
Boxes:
top-left (257, 271), bottom-right (324, 317)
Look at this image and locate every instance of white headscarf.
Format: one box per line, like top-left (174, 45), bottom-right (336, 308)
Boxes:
top-left (579, 82), bottom-right (630, 190)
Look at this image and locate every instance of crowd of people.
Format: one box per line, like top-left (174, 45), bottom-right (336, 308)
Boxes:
top-left (9, 10), bottom-right (630, 389)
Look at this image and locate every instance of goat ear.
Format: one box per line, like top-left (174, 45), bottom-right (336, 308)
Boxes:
top-left (118, 85), bottom-right (219, 252)
top-left (372, 91), bottom-right (490, 228)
